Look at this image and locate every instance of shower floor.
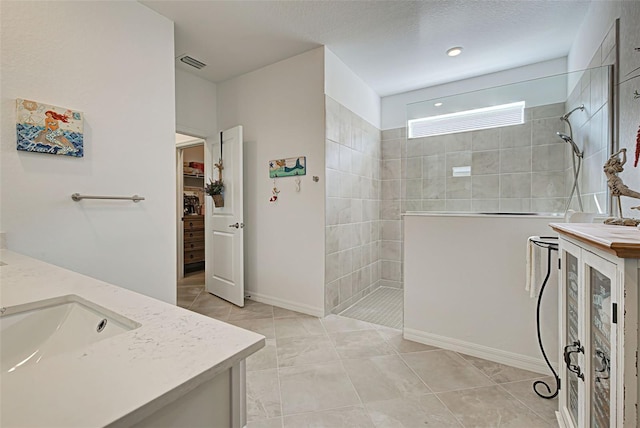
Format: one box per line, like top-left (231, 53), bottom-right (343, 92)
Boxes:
top-left (339, 286), bottom-right (403, 329)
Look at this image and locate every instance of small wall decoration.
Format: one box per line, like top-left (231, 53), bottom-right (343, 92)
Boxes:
top-left (16, 99), bottom-right (83, 157)
top-left (269, 156), bottom-right (306, 178)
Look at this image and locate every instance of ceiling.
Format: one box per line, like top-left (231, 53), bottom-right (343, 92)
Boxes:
top-left (142, 0), bottom-right (592, 97)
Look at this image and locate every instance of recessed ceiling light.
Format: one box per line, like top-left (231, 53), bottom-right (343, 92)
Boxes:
top-left (446, 47), bottom-right (463, 57)
top-left (434, 102), bottom-right (443, 107)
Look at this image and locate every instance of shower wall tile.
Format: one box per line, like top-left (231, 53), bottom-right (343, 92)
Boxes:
top-left (443, 132), bottom-right (472, 152)
top-left (405, 157), bottom-right (422, 179)
top-left (406, 139), bottom-right (423, 158)
top-left (531, 172), bottom-right (565, 198)
top-left (471, 150), bottom-right (500, 175)
top-left (472, 175), bottom-right (500, 199)
top-left (532, 144), bottom-right (565, 172)
top-left (499, 198), bottom-right (531, 213)
top-left (382, 180), bottom-right (401, 201)
top-left (500, 147), bottom-right (531, 173)
top-left (382, 139), bottom-right (402, 160)
top-left (423, 154), bottom-right (446, 178)
top-left (500, 123), bottom-right (531, 148)
top-left (500, 173), bottom-right (531, 198)
top-left (403, 200), bottom-right (422, 212)
top-left (445, 199), bottom-right (472, 212)
top-left (530, 103), bottom-right (565, 120)
top-left (380, 200), bottom-right (401, 220)
top-left (381, 220), bottom-right (401, 241)
top-left (531, 118), bottom-right (563, 146)
top-left (445, 151), bottom-right (472, 176)
top-left (404, 179), bottom-right (422, 199)
top-left (472, 199), bottom-right (500, 212)
top-left (381, 241), bottom-right (402, 262)
top-left (472, 128), bottom-right (500, 151)
top-left (531, 198), bottom-right (566, 213)
top-left (422, 177), bottom-right (446, 199)
top-left (446, 176), bottom-right (472, 199)
top-left (325, 96), bottom-right (382, 314)
top-left (422, 199), bottom-right (446, 211)
top-left (382, 159), bottom-right (401, 180)
top-left (381, 260), bottom-right (402, 281)
top-left (382, 128), bottom-right (405, 140)
top-left (423, 137), bottom-right (446, 156)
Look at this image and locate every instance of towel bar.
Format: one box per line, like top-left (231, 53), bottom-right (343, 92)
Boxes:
top-left (71, 193), bottom-right (145, 202)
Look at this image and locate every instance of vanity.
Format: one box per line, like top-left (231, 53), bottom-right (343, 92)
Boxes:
top-left (551, 224), bottom-right (639, 428)
top-left (0, 250), bottom-right (264, 427)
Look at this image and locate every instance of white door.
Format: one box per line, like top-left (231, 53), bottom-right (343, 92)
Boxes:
top-left (205, 126), bottom-right (244, 307)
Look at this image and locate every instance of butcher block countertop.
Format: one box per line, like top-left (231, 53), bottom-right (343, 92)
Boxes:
top-left (550, 223), bottom-right (640, 258)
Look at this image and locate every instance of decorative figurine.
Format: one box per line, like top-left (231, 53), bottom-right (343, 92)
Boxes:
top-left (603, 148), bottom-right (640, 226)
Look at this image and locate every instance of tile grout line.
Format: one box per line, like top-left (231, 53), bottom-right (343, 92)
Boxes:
top-left (496, 382), bottom-right (556, 425)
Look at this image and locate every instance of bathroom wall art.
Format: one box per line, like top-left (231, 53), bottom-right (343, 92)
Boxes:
top-left (269, 156), bottom-right (306, 178)
top-left (16, 99), bottom-right (84, 157)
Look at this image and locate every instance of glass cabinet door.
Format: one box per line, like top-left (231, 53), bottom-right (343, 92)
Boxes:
top-left (584, 251), bottom-right (617, 428)
top-left (565, 250), bottom-right (581, 427)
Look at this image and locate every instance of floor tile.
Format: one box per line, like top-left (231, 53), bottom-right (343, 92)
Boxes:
top-left (500, 377), bottom-right (559, 423)
top-left (365, 394), bottom-right (461, 427)
top-left (342, 355), bottom-right (430, 403)
top-left (322, 314), bottom-right (377, 333)
top-left (401, 350), bottom-right (494, 393)
top-left (274, 317), bottom-right (325, 339)
top-left (278, 362), bottom-right (360, 415)
top-left (190, 303), bottom-right (231, 320)
top-left (229, 300), bottom-right (274, 321)
top-left (330, 329), bottom-right (395, 359)
top-left (460, 353), bottom-right (543, 383)
top-left (283, 406), bottom-right (374, 427)
top-left (247, 369), bottom-right (282, 421)
top-left (273, 306), bottom-right (313, 319)
top-left (189, 291), bottom-right (233, 311)
top-left (177, 271), bottom-right (205, 287)
top-left (437, 384), bottom-right (552, 427)
top-left (377, 327), bottom-right (438, 354)
top-left (277, 335), bottom-right (339, 367)
top-left (247, 339), bottom-right (278, 372)
top-left (247, 417), bottom-right (283, 428)
top-left (228, 317), bottom-right (276, 339)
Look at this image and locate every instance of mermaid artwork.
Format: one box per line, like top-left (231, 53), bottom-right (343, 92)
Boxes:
top-left (34, 110), bottom-right (78, 155)
top-left (603, 148), bottom-right (640, 226)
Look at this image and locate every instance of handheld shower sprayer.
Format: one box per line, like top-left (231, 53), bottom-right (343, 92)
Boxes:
top-left (557, 132), bottom-right (583, 158)
top-left (559, 104), bottom-right (585, 213)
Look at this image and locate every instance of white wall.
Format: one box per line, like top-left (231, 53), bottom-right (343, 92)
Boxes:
top-left (567, 2), bottom-right (622, 73)
top-left (382, 57), bottom-right (567, 130)
top-left (404, 214), bottom-right (559, 374)
top-left (324, 48), bottom-right (381, 129)
top-left (176, 69), bottom-right (218, 139)
top-left (217, 48), bottom-right (326, 316)
top-left (0, 2), bottom-right (177, 303)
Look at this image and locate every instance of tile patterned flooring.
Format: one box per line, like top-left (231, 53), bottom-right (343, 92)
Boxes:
top-left (178, 273), bottom-right (557, 427)
top-left (339, 287), bottom-right (403, 329)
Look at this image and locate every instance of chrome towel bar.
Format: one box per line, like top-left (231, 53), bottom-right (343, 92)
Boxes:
top-left (71, 193), bottom-right (145, 202)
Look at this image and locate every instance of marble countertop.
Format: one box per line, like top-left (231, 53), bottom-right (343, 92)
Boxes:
top-left (0, 250), bottom-right (265, 427)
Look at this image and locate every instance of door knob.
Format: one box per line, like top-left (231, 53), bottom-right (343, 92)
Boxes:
top-left (229, 222), bottom-right (244, 229)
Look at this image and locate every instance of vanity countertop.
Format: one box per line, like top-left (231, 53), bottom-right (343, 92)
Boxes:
top-left (550, 223), bottom-right (640, 258)
top-left (0, 249), bottom-right (264, 427)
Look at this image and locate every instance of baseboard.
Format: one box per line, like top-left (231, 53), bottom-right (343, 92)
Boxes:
top-left (245, 290), bottom-right (324, 318)
top-left (403, 327), bottom-right (558, 375)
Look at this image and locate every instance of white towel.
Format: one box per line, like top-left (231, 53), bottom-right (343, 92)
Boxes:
top-left (526, 236), bottom-right (544, 298)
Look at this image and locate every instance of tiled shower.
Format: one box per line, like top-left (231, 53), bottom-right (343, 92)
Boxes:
top-left (325, 41), bottom-right (614, 320)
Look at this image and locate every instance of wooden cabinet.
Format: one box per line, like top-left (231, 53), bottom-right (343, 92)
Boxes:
top-left (183, 215), bottom-right (204, 267)
top-left (552, 224), bottom-right (639, 428)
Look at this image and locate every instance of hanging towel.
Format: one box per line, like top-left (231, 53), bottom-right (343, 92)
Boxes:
top-left (526, 236), bottom-right (544, 298)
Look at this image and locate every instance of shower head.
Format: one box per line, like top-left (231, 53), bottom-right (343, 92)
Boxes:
top-left (557, 132), bottom-right (583, 158)
top-left (561, 104), bottom-right (585, 121)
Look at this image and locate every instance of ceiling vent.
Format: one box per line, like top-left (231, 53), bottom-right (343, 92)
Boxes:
top-left (178, 55), bottom-right (206, 70)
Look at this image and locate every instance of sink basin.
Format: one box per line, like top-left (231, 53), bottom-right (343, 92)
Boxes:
top-left (0, 295), bottom-right (140, 373)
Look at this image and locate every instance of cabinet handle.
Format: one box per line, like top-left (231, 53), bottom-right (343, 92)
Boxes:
top-left (189, 222), bottom-right (193, 227)
top-left (190, 243), bottom-right (194, 249)
top-left (189, 233), bottom-right (193, 238)
top-left (594, 349), bottom-right (610, 382)
top-left (563, 340), bottom-right (585, 381)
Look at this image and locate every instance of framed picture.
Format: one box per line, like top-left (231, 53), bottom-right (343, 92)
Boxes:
top-left (269, 156), bottom-right (306, 178)
top-left (16, 99), bottom-right (84, 157)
